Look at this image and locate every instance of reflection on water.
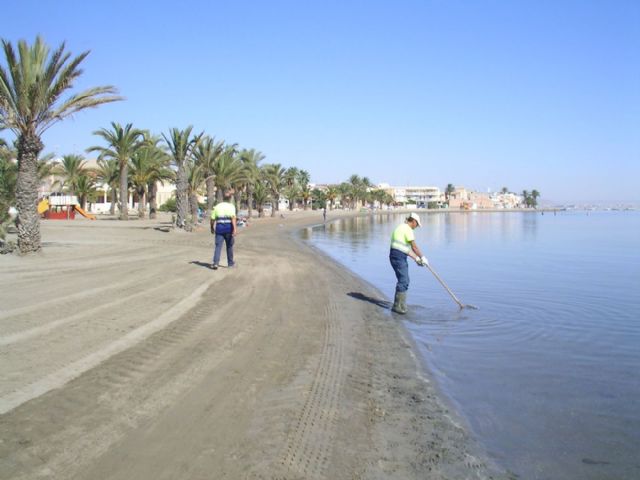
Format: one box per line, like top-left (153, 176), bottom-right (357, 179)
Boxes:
top-left (305, 211), bottom-right (541, 252)
top-left (305, 211), bottom-right (640, 480)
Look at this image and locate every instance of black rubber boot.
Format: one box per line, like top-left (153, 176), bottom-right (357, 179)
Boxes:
top-left (398, 291), bottom-right (407, 313)
top-left (392, 291), bottom-right (407, 314)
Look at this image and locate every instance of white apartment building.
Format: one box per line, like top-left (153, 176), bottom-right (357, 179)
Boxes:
top-left (490, 192), bottom-right (523, 209)
top-left (378, 184), bottom-right (443, 207)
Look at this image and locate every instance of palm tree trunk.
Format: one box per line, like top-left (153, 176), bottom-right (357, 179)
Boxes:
top-left (206, 177), bottom-right (215, 219)
top-left (190, 192), bottom-right (199, 224)
top-left (175, 165), bottom-right (189, 230)
top-left (247, 189), bottom-right (254, 218)
top-left (138, 186), bottom-right (146, 219)
top-left (148, 182), bottom-right (157, 219)
top-left (109, 187), bottom-right (117, 215)
top-left (15, 133), bottom-right (44, 254)
top-left (119, 161), bottom-right (129, 220)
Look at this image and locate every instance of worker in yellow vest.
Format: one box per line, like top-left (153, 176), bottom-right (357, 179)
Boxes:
top-left (389, 212), bottom-right (427, 313)
top-left (210, 191), bottom-right (237, 270)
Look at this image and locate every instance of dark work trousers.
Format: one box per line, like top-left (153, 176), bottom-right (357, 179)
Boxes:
top-left (389, 248), bottom-right (409, 293)
top-left (213, 232), bottom-right (235, 266)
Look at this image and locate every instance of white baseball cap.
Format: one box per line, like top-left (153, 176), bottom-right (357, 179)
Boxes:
top-left (408, 212), bottom-right (421, 227)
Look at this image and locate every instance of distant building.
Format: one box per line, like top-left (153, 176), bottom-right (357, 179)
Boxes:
top-left (377, 184), bottom-right (442, 207)
top-left (448, 186), bottom-right (523, 209)
top-left (489, 191), bottom-right (522, 209)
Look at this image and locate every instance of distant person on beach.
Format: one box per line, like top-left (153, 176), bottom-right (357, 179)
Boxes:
top-left (389, 212), bottom-right (427, 314)
top-left (323, 206), bottom-right (327, 222)
top-left (210, 191), bottom-right (237, 270)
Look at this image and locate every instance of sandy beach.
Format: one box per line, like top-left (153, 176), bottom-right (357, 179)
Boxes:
top-left (0, 210), bottom-right (507, 479)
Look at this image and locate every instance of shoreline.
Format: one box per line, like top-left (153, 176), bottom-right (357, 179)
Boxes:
top-left (298, 211), bottom-right (509, 478)
top-left (0, 210), bottom-right (508, 479)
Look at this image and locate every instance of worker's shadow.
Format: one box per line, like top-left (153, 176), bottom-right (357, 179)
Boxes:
top-left (189, 260), bottom-right (212, 269)
top-left (347, 292), bottom-right (391, 310)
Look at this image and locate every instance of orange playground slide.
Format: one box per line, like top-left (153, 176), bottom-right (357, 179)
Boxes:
top-left (73, 205), bottom-right (96, 220)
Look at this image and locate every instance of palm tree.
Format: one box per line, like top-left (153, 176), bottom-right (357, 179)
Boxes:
top-left (193, 135), bottom-right (225, 219)
top-left (263, 163), bottom-right (286, 217)
top-left (74, 172), bottom-right (96, 210)
top-left (283, 167), bottom-right (301, 210)
top-left (129, 144), bottom-right (158, 219)
top-left (141, 136), bottom-right (171, 220)
top-left (186, 161), bottom-right (205, 224)
top-left (360, 176), bottom-right (372, 208)
top-left (283, 183), bottom-right (300, 211)
top-left (325, 186), bottom-right (338, 210)
top-left (521, 190), bottom-right (530, 208)
top-left (147, 160), bottom-right (173, 219)
top-left (445, 184), bottom-right (455, 204)
top-left (300, 183), bottom-right (312, 210)
top-left (370, 189), bottom-right (385, 209)
top-left (531, 189), bottom-right (540, 208)
top-left (212, 144), bottom-right (242, 202)
top-left (162, 126), bottom-right (202, 230)
top-left (2, 150), bottom-right (69, 231)
top-left (384, 191), bottom-right (394, 208)
top-left (311, 188), bottom-right (327, 210)
top-left (0, 36), bottom-right (121, 253)
top-left (501, 187), bottom-right (509, 194)
top-left (338, 182), bottom-right (353, 210)
top-left (284, 167), bottom-right (299, 187)
top-left (239, 148), bottom-right (265, 218)
top-left (297, 169), bottom-right (311, 209)
top-left (252, 175), bottom-right (270, 218)
top-left (128, 131), bottom-right (170, 219)
top-left (55, 154), bottom-right (87, 196)
top-left (88, 122), bottom-right (144, 220)
top-left (95, 157), bottom-right (119, 215)
top-left (348, 174), bottom-right (361, 209)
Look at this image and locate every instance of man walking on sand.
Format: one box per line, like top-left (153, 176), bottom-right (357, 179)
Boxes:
top-left (210, 191), bottom-right (237, 270)
top-left (389, 212), bottom-right (428, 314)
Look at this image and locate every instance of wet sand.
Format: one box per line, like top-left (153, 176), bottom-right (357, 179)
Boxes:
top-left (0, 210), bottom-right (507, 479)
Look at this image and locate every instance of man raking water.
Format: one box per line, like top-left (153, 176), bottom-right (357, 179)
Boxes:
top-left (389, 212), bottom-right (477, 313)
top-left (389, 213), bottom-right (427, 314)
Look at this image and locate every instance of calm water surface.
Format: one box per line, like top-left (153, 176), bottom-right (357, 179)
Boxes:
top-left (303, 211), bottom-right (640, 480)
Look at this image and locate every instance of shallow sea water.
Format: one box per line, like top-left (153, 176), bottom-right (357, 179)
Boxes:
top-left (303, 210), bottom-right (640, 480)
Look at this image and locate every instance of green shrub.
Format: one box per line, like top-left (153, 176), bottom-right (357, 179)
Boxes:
top-left (159, 197), bottom-right (177, 212)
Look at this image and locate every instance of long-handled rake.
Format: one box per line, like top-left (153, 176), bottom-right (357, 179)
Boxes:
top-left (425, 264), bottom-right (478, 310)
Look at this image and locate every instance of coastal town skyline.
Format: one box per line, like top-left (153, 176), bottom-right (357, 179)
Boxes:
top-left (2, 1), bottom-right (638, 204)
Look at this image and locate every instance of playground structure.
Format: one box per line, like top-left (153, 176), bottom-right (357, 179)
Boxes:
top-left (38, 195), bottom-right (96, 220)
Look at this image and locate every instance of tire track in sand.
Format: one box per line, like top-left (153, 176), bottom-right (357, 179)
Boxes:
top-left (0, 278), bottom-right (215, 415)
top-left (280, 298), bottom-right (346, 479)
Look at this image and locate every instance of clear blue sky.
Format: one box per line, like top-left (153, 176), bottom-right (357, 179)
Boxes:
top-left (3, 0), bottom-right (639, 204)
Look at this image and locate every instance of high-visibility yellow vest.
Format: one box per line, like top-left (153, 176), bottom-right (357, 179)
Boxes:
top-left (212, 202), bottom-right (236, 233)
top-left (212, 202), bottom-right (236, 221)
top-left (390, 223), bottom-right (414, 254)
